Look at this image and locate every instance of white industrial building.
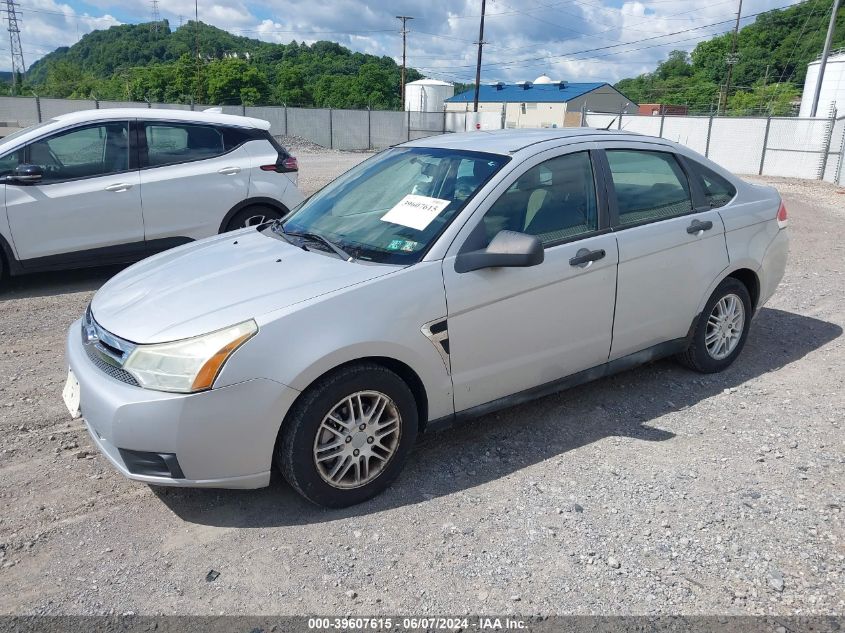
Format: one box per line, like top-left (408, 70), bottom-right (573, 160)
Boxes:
top-left (799, 49), bottom-right (845, 117)
top-left (444, 75), bottom-right (636, 128)
top-left (404, 79), bottom-right (455, 112)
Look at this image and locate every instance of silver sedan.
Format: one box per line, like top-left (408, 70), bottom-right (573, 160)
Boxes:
top-left (64, 128), bottom-right (789, 507)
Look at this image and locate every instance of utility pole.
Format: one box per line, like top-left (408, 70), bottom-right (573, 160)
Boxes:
top-left (2, 0), bottom-right (25, 94)
top-left (150, 0), bottom-right (161, 33)
top-left (473, 0), bottom-right (487, 113)
top-left (810, 0), bottom-right (842, 117)
top-left (396, 16), bottom-right (413, 107)
top-left (719, 0), bottom-right (743, 116)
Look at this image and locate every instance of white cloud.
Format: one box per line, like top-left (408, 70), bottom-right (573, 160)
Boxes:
top-left (7, 0), bottom-right (804, 84)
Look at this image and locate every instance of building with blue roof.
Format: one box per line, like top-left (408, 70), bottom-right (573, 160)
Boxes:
top-left (444, 75), bottom-right (636, 129)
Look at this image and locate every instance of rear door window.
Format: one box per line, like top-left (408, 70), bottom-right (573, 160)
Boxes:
top-left (605, 150), bottom-right (693, 226)
top-left (143, 123), bottom-right (226, 167)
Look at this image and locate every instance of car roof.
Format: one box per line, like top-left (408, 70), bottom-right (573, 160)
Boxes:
top-left (51, 108), bottom-right (271, 131)
top-left (402, 128), bottom-right (662, 155)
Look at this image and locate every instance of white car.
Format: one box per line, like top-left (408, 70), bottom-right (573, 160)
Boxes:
top-left (0, 108), bottom-right (303, 278)
top-left (65, 129), bottom-right (789, 507)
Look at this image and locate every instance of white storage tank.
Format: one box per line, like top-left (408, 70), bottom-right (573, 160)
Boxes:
top-left (799, 49), bottom-right (845, 117)
top-left (404, 79), bottom-right (455, 112)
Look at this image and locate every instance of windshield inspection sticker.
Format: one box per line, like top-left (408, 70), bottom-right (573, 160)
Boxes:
top-left (380, 195), bottom-right (451, 231)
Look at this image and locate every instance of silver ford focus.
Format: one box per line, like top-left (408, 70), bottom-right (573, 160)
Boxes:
top-left (64, 129), bottom-right (789, 507)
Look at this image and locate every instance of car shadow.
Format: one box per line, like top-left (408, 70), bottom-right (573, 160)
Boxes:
top-left (153, 307), bottom-right (841, 527)
top-left (0, 264), bottom-right (128, 300)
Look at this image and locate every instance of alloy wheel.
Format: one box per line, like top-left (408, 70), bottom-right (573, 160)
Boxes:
top-left (312, 391), bottom-right (401, 489)
top-left (705, 293), bottom-right (745, 360)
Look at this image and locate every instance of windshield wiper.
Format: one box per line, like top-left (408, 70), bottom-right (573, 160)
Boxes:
top-left (274, 223), bottom-right (354, 262)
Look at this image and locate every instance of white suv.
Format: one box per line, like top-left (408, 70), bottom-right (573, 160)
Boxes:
top-left (0, 108), bottom-right (303, 278)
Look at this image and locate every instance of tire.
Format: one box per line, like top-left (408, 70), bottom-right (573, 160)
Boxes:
top-left (276, 363), bottom-right (419, 508)
top-left (677, 277), bottom-right (753, 373)
top-left (224, 205), bottom-right (283, 232)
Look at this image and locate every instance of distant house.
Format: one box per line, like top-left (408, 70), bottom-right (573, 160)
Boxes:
top-left (638, 103), bottom-right (689, 116)
top-left (444, 75), bottom-right (637, 128)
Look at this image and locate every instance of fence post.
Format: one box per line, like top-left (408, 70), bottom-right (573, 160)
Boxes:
top-left (759, 116), bottom-right (772, 175)
top-left (94, 98), bottom-right (100, 110)
top-left (704, 116), bottom-right (714, 158)
top-left (658, 114), bottom-right (665, 138)
top-left (242, 104), bottom-right (246, 116)
top-left (328, 108), bottom-right (333, 149)
top-left (407, 109), bottom-right (411, 141)
top-left (283, 105), bottom-right (288, 136)
top-left (35, 96), bottom-right (41, 123)
top-left (617, 112), bottom-right (622, 130)
top-left (443, 109), bottom-right (447, 134)
top-left (368, 107), bottom-right (372, 150)
top-left (580, 104), bottom-right (586, 127)
top-left (818, 106), bottom-right (837, 180)
top-left (836, 118), bottom-right (845, 186)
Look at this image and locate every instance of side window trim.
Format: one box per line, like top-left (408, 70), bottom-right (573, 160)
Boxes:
top-left (138, 121), bottom-right (248, 170)
top-left (599, 147), bottom-right (699, 231)
top-left (17, 120), bottom-right (134, 186)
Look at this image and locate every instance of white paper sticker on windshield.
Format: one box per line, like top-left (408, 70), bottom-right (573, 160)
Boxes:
top-left (380, 195), bottom-right (451, 231)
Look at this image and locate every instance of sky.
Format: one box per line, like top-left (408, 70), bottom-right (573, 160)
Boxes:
top-left (5, 0), bottom-right (805, 83)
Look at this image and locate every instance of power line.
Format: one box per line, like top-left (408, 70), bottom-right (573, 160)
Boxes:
top-left (416, 5), bottom-right (796, 73)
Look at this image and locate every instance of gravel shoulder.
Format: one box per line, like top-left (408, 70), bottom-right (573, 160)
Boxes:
top-left (0, 160), bottom-right (842, 616)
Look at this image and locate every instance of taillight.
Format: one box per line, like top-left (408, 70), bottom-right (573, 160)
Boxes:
top-left (260, 156), bottom-right (298, 173)
top-left (777, 201), bottom-right (788, 229)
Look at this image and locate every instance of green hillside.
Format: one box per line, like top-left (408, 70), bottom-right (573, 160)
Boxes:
top-left (20, 20), bottom-right (421, 109)
top-left (615, 0), bottom-right (845, 115)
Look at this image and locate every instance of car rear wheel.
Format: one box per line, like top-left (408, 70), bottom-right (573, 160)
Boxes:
top-left (224, 205), bottom-right (283, 232)
top-left (677, 277), bottom-right (752, 373)
top-left (276, 363), bottom-right (418, 507)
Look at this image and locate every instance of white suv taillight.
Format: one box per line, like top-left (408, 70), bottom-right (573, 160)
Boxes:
top-left (777, 201), bottom-right (788, 229)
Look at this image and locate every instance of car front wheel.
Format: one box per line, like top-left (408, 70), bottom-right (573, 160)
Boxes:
top-left (276, 363), bottom-right (418, 507)
top-left (677, 277), bottom-right (753, 373)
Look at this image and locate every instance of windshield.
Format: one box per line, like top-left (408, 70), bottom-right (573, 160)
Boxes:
top-left (280, 147), bottom-right (509, 264)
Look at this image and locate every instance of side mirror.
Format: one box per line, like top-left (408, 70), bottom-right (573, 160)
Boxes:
top-left (10, 164), bottom-right (43, 184)
top-left (455, 230), bottom-right (544, 273)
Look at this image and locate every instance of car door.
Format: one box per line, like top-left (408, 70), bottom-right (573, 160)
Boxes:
top-left (138, 120), bottom-right (252, 249)
top-left (599, 143), bottom-right (729, 360)
top-left (442, 146), bottom-right (619, 412)
top-left (4, 119), bottom-right (144, 265)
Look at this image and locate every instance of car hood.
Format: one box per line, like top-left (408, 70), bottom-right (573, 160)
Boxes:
top-left (91, 228), bottom-right (398, 343)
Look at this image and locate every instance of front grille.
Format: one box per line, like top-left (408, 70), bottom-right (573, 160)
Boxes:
top-left (82, 340), bottom-right (140, 386)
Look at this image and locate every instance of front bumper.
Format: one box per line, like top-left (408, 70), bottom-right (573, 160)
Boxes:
top-left (66, 319), bottom-right (300, 489)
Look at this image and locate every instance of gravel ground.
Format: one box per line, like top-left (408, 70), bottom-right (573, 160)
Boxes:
top-left (0, 155), bottom-right (842, 616)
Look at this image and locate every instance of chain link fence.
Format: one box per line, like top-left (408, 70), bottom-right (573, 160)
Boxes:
top-left (585, 110), bottom-right (845, 186)
top-left (0, 95), bottom-right (841, 186)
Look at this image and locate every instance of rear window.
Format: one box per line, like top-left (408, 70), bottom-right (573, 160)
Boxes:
top-left (691, 162), bottom-right (737, 208)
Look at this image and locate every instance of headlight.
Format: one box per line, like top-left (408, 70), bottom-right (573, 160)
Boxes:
top-left (123, 320), bottom-right (257, 393)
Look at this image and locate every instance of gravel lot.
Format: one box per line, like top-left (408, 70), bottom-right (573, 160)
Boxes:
top-left (0, 154), bottom-right (842, 616)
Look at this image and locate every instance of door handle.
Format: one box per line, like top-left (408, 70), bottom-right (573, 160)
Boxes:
top-left (686, 219), bottom-right (713, 235)
top-left (569, 248), bottom-right (606, 268)
top-left (218, 167), bottom-right (241, 176)
top-left (104, 183), bottom-right (133, 193)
